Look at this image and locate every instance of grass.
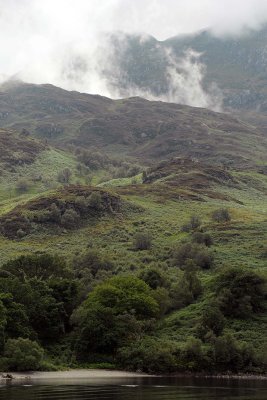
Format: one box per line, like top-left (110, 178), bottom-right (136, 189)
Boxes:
top-left (0, 153), bottom-right (266, 363)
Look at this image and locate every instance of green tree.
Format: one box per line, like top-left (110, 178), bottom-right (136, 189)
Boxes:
top-left (118, 337), bottom-right (178, 373)
top-left (197, 303), bottom-right (225, 340)
top-left (216, 267), bottom-right (266, 318)
top-left (173, 243), bottom-right (213, 269)
top-left (3, 338), bottom-right (44, 371)
top-left (140, 267), bottom-right (166, 289)
top-left (2, 253), bottom-right (70, 281)
top-left (73, 276), bottom-right (159, 359)
top-left (171, 264), bottom-right (202, 309)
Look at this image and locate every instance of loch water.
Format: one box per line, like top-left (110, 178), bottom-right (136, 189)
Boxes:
top-left (0, 376), bottom-right (266, 400)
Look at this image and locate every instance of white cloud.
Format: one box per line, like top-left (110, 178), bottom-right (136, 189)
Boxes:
top-left (0, 0), bottom-right (267, 106)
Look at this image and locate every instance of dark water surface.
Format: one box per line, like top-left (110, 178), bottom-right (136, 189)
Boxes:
top-left (0, 377), bottom-right (266, 400)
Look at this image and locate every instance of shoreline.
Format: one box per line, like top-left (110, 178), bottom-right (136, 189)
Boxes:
top-left (0, 369), bottom-right (151, 381)
top-left (1, 369), bottom-right (267, 382)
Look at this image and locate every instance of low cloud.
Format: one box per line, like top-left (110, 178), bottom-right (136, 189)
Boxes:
top-left (0, 0), bottom-right (266, 109)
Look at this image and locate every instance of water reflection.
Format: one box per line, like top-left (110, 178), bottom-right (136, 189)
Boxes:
top-left (0, 376), bottom-right (266, 400)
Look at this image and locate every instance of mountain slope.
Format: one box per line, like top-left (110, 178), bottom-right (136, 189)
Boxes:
top-left (0, 82), bottom-right (266, 169)
top-left (106, 27), bottom-right (267, 112)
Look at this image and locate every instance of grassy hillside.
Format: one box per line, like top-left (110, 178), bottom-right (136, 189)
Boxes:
top-left (0, 87), bottom-right (266, 374)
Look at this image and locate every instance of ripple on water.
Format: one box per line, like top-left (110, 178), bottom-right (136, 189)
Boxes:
top-left (0, 382), bottom-right (266, 400)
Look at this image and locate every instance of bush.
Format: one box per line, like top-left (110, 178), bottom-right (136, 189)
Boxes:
top-left (133, 233), bottom-right (152, 250)
top-left (181, 215), bottom-right (201, 232)
top-left (197, 303), bottom-right (225, 340)
top-left (191, 232), bottom-right (213, 247)
top-left (214, 333), bottom-right (256, 372)
top-left (211, 208), bottom-right (231, 223)
top-left (139, 267), bottom-right (166, 289)
top-left (61, 209), bottom-right (80, 229)
top-left (16, 179), bottom-right (31, 193)
top-left (87, 192), bottom-right (103, 210)
top-left (170, 264), bottom-right (202, 309)
top-left (73, 249), bottom-right (113, 278)
top-left (180, 337), bottom-right (209, 371)
top-left (173, 243), bottom-right (213, 269)
top-left (216, 267), bottom-right (266, 318)
top-left (57, 168), bottom-right (72, 184)
top-left (3, 338), bottom-right (44, 371)
top-left (118, 338), bottom-right (178, 373)
top-left (2, 253), bottom-right (70, 280)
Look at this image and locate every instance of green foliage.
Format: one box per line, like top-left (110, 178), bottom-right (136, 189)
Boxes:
top-left (133, 232), bottom-right (152, 250)
top-left (214, 333), bottom-right (256, 372)
top-left (2, 338), bottom-right (44, 371)
top-left (61, 209), bottom-right (80, 229)
top-left (170, 265), bottom-right (202, 309)
top-left (118, 337), bottom-right (178, 373)
top-left (181, 215), bottom-right (201, 232)
top-left (57, 168), bottom-right (72, 184)
top-left (0, 254), bottom-right (77, 344)
top-left (215, 267), bottom-right (266, 318)
top-left (87, 192), bottom-right (103, 210)
top-left (173, 242), bottom-right (213, 269)
top-left (73, 276), bottom-right (159, 359)
top-left (180, 337), bottom-right (207, 371)
top-left (2, 253), bottom-right (70, 281)
top-left (197, 303), bottom-right (225, 339)
top-left (139, 267), bottom-right (166, 289)
top-left (73, 249), bottom-right (114, 279)
top-left (211, 208), bottom-right (231, 223)
top-left (191, 232), bottom-right (213, 247)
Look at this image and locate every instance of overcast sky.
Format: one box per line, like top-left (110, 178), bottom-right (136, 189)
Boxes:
top-left (1, 0), bottom-right (267, 90)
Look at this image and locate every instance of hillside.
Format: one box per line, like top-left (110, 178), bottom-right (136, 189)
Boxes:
top-left (0, 82), bottom-right (266, 170)
top-left (0, 84), bottom-right (266, 375)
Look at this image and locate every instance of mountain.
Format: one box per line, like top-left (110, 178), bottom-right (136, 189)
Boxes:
top-left (0, 82), bottom-right (266, 169)
top-left (105, 27), bottom-right (267, 113)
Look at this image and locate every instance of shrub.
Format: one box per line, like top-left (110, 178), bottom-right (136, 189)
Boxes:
top-left (3, 338), bottom-right (44, 371)
top-left (16, 179), bottom-right (31, 193)
top-left (57, 168), bottom-right (72, 184)
top-left (211, 208), bottom-right (231, 223)
top-left (191, 232), bottom-right (213, 247)
top-left (215, 267), bottom-right (266, 318)
top-left (181, 215), bottom-right (201, 232)
top-left (180, 337), bottom-right (208, 371)
top-left (197, 303), bottom-right (225, 340)
top-left (87, 191), bottom-right (103, 210)
top-left (2, 253), bottom-right (70, 280)
top-left (49, 203), bottom-right (61, 223)
top-left (173, 243), bottom-right (213, 269)
top-left (73, 249), bottom-right (113, 278)
top-left (170, 264), bottom-right (202, 309)
top-left (214, 334), bottom-right (256, 372)
top-left (118, 338), bottom-right (178, 373)
top-left (133, 233), bottom-right (152, 250)
top-left (139, 267), bottom-right (166, 289)
top-left (61, 209), bottom-right (80, 229)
